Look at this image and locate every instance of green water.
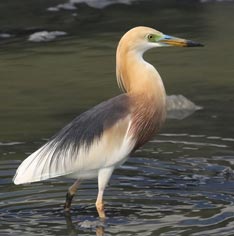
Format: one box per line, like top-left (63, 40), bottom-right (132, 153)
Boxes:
top-left (0, 1), bottom-right (234, 235)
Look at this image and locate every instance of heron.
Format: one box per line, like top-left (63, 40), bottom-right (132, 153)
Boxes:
top-left (13, 26), bottom-right (202, 218)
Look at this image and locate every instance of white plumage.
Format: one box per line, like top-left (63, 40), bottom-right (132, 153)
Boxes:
top-left (13, 117), bottom-right (134, 184)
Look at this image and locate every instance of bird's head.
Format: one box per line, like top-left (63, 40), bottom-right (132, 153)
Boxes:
top-left (118, 26), bottom-right (203, 55)
top-left (116, 26), bottom-right (203, 93)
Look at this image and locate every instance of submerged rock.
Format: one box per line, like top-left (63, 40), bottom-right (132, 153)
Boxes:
top-left (166, 95), bottom-right (202, 120)
top-left (28, 31), bottom-right (67, 42)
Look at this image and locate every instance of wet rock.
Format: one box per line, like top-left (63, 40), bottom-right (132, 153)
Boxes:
top-left (47, 0), bottom-right (137, 11)
top-left (220, 167), bottom-right (234, 181)
top-left (0, 28), bottom-right (46, 39)
top-left (78, 220), bottom-right (104, 229)
top-left (166, 94), bottom-right (202, 120)
top-left (28, 31), bottom-right (67, 42)
top-left (48, 3), bottom-right (77, 11)
top-left (0, 33), bottom-right (12, 38)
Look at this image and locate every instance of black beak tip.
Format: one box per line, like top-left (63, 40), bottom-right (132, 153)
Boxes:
top-left (187, 40), bottom-right (204, 47)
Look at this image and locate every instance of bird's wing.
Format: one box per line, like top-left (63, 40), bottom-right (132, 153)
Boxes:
top-left (13, 94), bottom-right (135, 184)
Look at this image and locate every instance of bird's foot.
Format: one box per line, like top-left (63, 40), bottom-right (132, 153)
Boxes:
top-left (96, 201), bottom-right (106, 219)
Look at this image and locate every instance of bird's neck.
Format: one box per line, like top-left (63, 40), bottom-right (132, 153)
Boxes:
top-left (116, 48), bottom-right (167, 148)
top-left (116, 48), bottom-right (166, 104)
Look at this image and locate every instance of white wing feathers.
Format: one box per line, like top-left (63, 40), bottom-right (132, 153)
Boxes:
top-left (13, 118), bottom-right (134, 185)
top-left (13, 141), bottom-right (73, 184)
top-left (13, 94), bottom-right (135, 185)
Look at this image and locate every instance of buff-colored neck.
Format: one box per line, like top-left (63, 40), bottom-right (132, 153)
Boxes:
top-left (116, 36), bottom-right (167, 147)
top-left (116, 41), bottom-right (166, 103)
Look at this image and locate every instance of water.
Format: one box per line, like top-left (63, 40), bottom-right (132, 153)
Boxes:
top-left (1, 0), bottom-right (234, 235)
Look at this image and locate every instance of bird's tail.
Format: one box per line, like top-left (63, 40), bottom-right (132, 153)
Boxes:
top-left (13, 142), bottom-right (73, 185)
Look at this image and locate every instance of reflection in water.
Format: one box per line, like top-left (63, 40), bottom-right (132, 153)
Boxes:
top-left (65, 212), bottom-right (77, 235)
top-left (0, 132), bottom-right (234, 235)
top-left (64, 212), bottom-right (105, 236)
top-left (96, 226), bottom-right (105, 236)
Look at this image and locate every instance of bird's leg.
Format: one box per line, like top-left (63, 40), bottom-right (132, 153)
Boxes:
top-left (96, 189), bottom-right (105, 219)
top-left (64, 179), bottom-right (81, 211)
top-left (96, 168), bottom-right (114, 219)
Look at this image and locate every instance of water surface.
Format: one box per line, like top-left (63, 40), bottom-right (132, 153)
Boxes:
top-left (0, 1), bottom-right (234, 235)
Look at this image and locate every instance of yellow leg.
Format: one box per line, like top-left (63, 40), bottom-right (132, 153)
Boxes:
top-left (96, 167), bottom-right (114, 219)
top-left (96, 190), bottom-right (105, 218)
top-left (64, 179), bottom-right (81, 211)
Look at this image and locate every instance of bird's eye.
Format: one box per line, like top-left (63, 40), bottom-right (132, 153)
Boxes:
top-left (147, 34), bottom-right (154, 40)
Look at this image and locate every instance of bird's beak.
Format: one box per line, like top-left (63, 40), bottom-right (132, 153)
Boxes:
top-left (159, 34), bottom-right (204, 47)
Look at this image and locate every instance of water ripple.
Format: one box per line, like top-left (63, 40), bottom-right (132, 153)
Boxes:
top-left (1, 133), bottom-right (234, 235)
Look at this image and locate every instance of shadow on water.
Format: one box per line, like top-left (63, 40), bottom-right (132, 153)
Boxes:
top-left (1, 0), bottom-right (234, 235)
